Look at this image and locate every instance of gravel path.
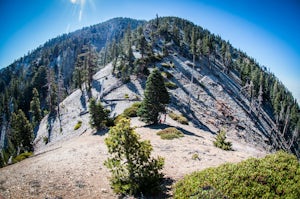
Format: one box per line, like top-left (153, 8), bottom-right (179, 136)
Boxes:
top-left (0, 116), bottom-right (266, 199)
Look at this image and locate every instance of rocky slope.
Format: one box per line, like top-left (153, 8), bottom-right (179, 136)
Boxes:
top-left (0, 62), bottom-right (268, 198)
top-left (0, 16), bottom-right (299, 198)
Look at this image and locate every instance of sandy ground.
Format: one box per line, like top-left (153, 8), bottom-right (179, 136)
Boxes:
top-left (0, 115), bottom-right (267, 199)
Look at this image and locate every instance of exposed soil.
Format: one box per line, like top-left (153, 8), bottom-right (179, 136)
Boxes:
top-left (0, 116), bottom-right (266, 199)
top-left (0, 57), bottom-right (270, 198)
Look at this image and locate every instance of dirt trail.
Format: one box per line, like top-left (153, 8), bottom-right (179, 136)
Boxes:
top-left (0, 116), bottom-right (266, 199)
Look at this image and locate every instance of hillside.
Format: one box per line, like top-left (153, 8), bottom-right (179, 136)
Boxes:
top-left (0, 16), bottom-right (300, 198)
top-left (0, 63), bottom-right (268, 198)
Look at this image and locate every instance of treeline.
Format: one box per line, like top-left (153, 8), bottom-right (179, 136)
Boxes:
top-left (149, 16), bottom-right (299, 155)
top-left (0, 16), bottom-right (299, 166)
top-left (0, 18), bottom-right (144, 166)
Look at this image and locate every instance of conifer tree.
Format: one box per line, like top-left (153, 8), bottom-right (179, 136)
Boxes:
top-left (46, 68), bottom-right (57, 113)
top-left (10, 109), bottom-right (33, 153)
top-left (29, 88), bottom-right (42, 127)
top-left (104, 118), bottom-right (164, 195)
top-left (137, 68), bottom-right (170, 124)
top-left (89, 98), bottom-right (109, 130)
top-left (0, 153), bottom-right (4, 168)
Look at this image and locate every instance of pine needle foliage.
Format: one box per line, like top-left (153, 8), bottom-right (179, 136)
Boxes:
top-left (89, 98), bottom-right (109, 130)
top-left (213, 129), bottom-right (232, 151)
top-left (173, 151), bottom-right (300, 198)
top-left (104, 118), bottom-right (164, 196)
top-left (137, 68), bottom-right (170, 124)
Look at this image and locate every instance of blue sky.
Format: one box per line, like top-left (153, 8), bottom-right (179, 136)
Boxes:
top-left (0, 0), bottom-right (299, 103)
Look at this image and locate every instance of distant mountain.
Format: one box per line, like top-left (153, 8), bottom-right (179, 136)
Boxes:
top-left (0, 16), bottom-right (299, 168)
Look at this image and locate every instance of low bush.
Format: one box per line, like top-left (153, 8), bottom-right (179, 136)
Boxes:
top-left (157, 127), bottom-right (184, 140)
top-left (168, 112), bottom-right (188, 125)
top-left (192, 153), bottom-right (200, 160)
top-left (13, 152), bottom-right (33, 163)
top-left (105, 119), bottom-right (164, 195)
top-left (165, 81), bottom-right (178, 89)
top-left (114, 114), bottom-right (128, 125)
top-left (161, 62), bottom-right (171, 68)
top-left (161, 71), bottom-right (173, 79)
top-left (213, 130), bottom-right (232, 151)
top-left (173, 151), bottom-right (300, 199)
top-left (123, 102), bottom-right (142, 118)
top-left (74, 120), bottom-right (82, 130)
top-left (43, 136), bottom-right (49, 144)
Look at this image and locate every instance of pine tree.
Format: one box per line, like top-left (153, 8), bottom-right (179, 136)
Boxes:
top-left (224, 43), bottom-right (232, 73)
top-left (74, 44), bottom-right (99, 92)
top-left (73, 56), bottom-right (85, 91)
top-left (104, 118), bottom-right (164, 195)
top-left (10, 109), bottom-right (33, 153)
top-left (89, 98), bottom-right (109, 130)
top-left (46, 68), bottom-right (57, 113)
top-left (213, 129), bottom-right (232, 151)
top-left (0, 152), bottom-right (4, 168)
top-left (29, 88), bottom-right (42, 127)
top-left (137, 68), bottom-right (170, 124)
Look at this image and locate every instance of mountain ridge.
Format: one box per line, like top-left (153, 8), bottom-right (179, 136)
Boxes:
top-left (0, 16), bottom-right (299, 198)
top-left (0, 15), bottom-right (299, 166)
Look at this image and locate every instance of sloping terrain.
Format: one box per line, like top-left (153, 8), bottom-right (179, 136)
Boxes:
top-left (0, 63), bottom-right (268, 198)
top-left (1, 16), bottom-right (298, 198)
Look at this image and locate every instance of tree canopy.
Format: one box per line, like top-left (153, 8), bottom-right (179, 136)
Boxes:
top-left (138, 68), bottom-right (170, 124)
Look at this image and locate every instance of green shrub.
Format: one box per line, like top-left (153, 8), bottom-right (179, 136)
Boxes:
top-left (105, 119), bottom-right (164, 195)
top-left (168, 112), bottom-right (188, 125)
top-left (165, 81), bottom-right (178, 89)
top-left (192, 153), bottom-right (199, 160)
top-left (74, 120), bottom-right (82, 130)
top-left (123, 102), bottom-right (142, 118)
top-left (173, 151), bottom-right (300, 199)
top-left (213, 130), bottom-right (232, 151)
top-left (161, 71), bottom-right (173, 79)
top-left (157, 127), bottom-right (184, 140)
top-left (114, 114), bottom-right (128, 125)
top-left (13, 152), bottom-right (33, 163)
top-left (43, 136), bottom-right (49, 144)
top-left (161, 62), bottom-right (171, 68)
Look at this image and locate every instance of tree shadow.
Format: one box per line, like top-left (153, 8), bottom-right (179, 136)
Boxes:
top-left (170, 96), bottom-right (216, 135)
top-left (47, 111), bottom-right (57, 143)
top-left (125, 81), bottom-right (140, 96)
top-left (138, 78), bottom-right (146, 90)
top-left (140, 177), bottom-right (175, 199)
top-left (146, 123), bottom-right (204, 138)
top-left (80, 91), bottom-right (87, 111)
top-left (92, 128), bottom-right (109, 136)
top-left (171, 56), bottom-right (216, 101)
top-left (92, 79), bottom-right (102, 94)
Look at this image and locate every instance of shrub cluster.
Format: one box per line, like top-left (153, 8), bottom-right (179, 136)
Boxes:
top-left (12, 152), bottom-right (33, 163)
top-left (123, 102), bottom-right (142, 118)
top-left (173, 151), bottom-right (300, 198)
top-left (157, 127), bottom-right (184, 140)
top-left (105, 119), bottom-right (164, 196)
top-left (165, 81), bottom-right (178, 89)
top-left (74, 120), bottom-right (82, 130)
top-left (161, 71), bottom-right (173, 79)
top-left (213, 130), bottom-right (232, 151)
top-left (161, 62), bottom-right (171, 68)
top-left (43, 136), bottom-right (49, 144)
top-left (168, 112), bottom-right (188, 125)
